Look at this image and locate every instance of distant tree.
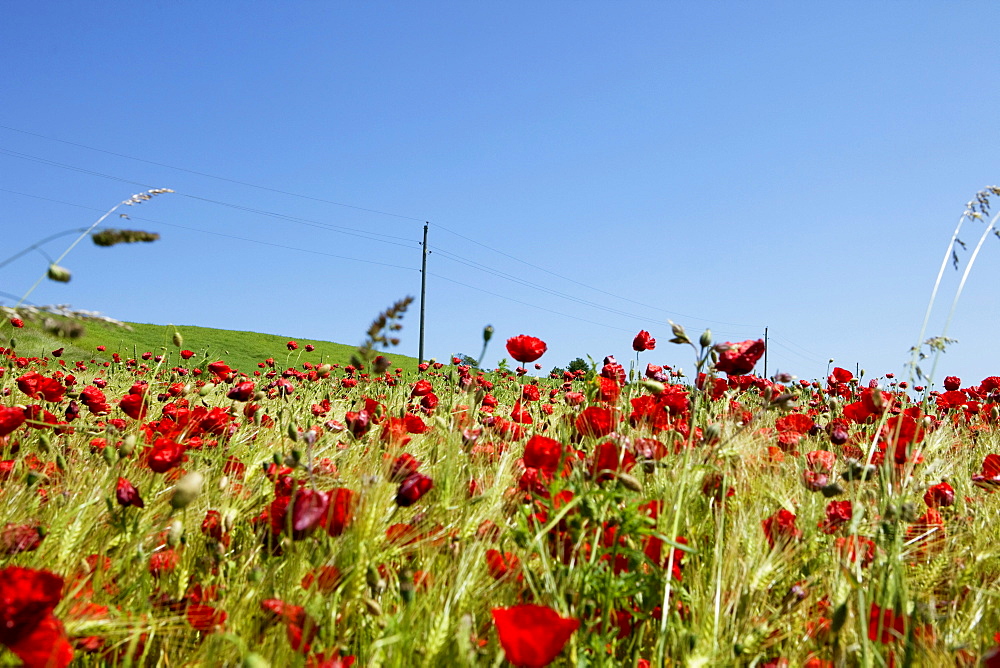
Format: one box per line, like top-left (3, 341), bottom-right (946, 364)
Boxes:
top-left (549, 366), bottom-right (566, 377)
top-left (567, 358), bottom-right (589, 373)
top-left (455, 354), bottom-right (479, 368)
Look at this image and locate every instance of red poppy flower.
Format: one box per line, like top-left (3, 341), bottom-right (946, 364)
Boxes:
top-left (762, 509), bottom-right (801, 548)
top-left (323, 488), bottom-right (356, 536)
top-left (345, 410), bottom-right (371, 438)
top-left (9, 317), bottom-right (24, 328)
top-left (943, 375), bottom-right (961, 391)
top-left (485, 549), bottom-right (521, 580)
top-left (186, 603), bottom-right (227, 632)
top-left (505, 335), bottom-right (547, 364)
top-left (973, 453), bottom-right (1000, 491)
top-left (287, 341), bottom-right (299, 351)
top-left (715, 339), bottom-right (766, 376)
top-left (0, 566), bottom-right (73, 668)
top-left (396, 472), bottom-right (433, 507)
top-left (0, 405), bottom-right (26, 437)
top-left (301, 566), bottom-right (343, 593)
top-left (119, 392), bottom-right (148, 420)
top-left (2, 523), bottom-right (43, 554)
top-left (16, 372), bottom-right (65, 402)
top-left (492, 604), bottom-right (579, 667)
top-left (575, 406), bottom-right (617, 438)
top-left (775, 413), bottom-right (813, 435)
top-left (115, 477), bottom-right (144, 508)
top-left (146, 437), bottom-right (186, 473)
top-left (523, 435), bottom-right (564, 476)
top-left (207, 361), bottom-right (234, 382)
top-left (805, 450), bottom-right (836, 474)
top-left (817, 500), bottom-right (852, 534)
top-left (835, 535), bottom-right (875, 567)
top-left (868, 603), bottom-right (907, 644)
top-left (590, 440), bottom-right (636, 482)
top-left (291, 488), bottom-right (329, 535)
top-left (632, 330), bottom-right (656, 352)
top-left (389, 454), bottom-right (422, 482)
top-left (227, 381), bottom-right (255, 402)
top-left (924, 481), bottom-right (955, 508)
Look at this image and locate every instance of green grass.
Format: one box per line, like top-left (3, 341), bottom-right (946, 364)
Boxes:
top-left (7, 314), bottom-right (423, 375)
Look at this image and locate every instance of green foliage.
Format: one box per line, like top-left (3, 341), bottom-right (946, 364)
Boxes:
top-left (11, 314), bottom-right (423, 374)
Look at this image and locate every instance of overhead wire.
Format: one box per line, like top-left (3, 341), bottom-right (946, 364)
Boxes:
top-left (428, 272), bottom-right (636, 334)
top-left (0, 129), bottom-right (847, 372)
top-left (0, 125), bottom-right (760, 329)
top-left (770, 333), bottom-right (828, 362)
top-left (431, 223), bottom-right (758, 328)
top-left (0, 188), bottom-right (418, 272)
top-left (2, 134), bottom-right (808, 351)
top-left (0, 147), bottom-right (417, 248)
top-left (431, 246), bottom-right (757, 340)
top-left (1, 143), bottom-right (763, 334)
top-left (0, 124), bottom-right (423, 222)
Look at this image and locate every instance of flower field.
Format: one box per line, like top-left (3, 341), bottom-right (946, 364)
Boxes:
top-left (2, 313), bottom-right (1000, 667)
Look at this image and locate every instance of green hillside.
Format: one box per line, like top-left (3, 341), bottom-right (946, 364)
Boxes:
top-left (5, 312), bottom-right (423, 375)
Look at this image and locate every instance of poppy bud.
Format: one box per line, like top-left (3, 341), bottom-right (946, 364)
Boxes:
top-left (483, 325), bottom-right (494, 343)
top-left (287, 423), bottom-right (300, 442)
top-left (38, 433), bottom-right (51, 453)
top-left (699, 329), bottom-right (713, 348)
top-left (364, 597), bottom-right (383, 616)
top-left (167, 519), bottom-right (184, 547)
top-left (120, 434), bottom-right (136, 456)
top-left (703, 423), bottom-right (722, 443)
top-left (103, 444), bottom-right (118, 466)
top-left (243, 653), bottom-right (270, 668)
top-left (367, 565), bottom-right (387, 594)
top-left (821, 482), bottom-right (845, 498)
top-left (47, 263), bottom-right (72, 282)
top-left (616, 472), bottom-right (643, 492)
top-left (373, 355), bottom-right (391, 373)
top-left (396, 472), bottom-right (433, 507)
top-left (831, 601), bottom-right (849, 634)
top-left (398, 568), bottom-right (415, 604)
top-left (639, 379), bottom-right (665, 394)
top-left (172, 331), bottom-right (183, 347)
top-left (668, 320), bottom-right (690, 344)
top-left (116, 477), bottom-right (144, 507)
top-left (170, 471), bottom-right (205, 510)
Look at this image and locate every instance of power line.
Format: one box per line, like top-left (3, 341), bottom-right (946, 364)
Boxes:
top-left (0, 147), bottom-right (418, 249)
top-left (431, 245), bottom-right (756, 340)
top-left (770, 333), bottom-right (827, 362)
top-left (432, 223), bottom-right (758, 328)
top-left (767, 339), bottom-right (828, 366)
top-left (0, 127), bottom-right (759, 330)
top-left (428, 272), bottom-right (637, 334)
top-left (0, 187), bottom-right (418, 272)
top-left (0, 124), bottom-right (423, 222)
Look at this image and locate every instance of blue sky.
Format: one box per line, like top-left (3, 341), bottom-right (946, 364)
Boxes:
top-left (3, 2), bottom-right (1000, 385)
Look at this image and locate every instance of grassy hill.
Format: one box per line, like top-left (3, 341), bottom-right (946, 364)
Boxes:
top-left (5, 312), bottom-right (423, 374)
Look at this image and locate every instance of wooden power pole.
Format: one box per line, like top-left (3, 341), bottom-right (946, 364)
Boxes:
top-left (418, 222), bottom-right (428, 364)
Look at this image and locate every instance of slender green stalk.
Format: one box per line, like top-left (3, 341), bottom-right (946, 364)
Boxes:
top-left (922, 210), bottom-right (1000, 387)
top-left (14, 189), bottom-right (172, 308)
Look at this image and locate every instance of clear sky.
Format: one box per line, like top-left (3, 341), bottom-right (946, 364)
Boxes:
top-left (3, 2), bottom-right (1000, 385)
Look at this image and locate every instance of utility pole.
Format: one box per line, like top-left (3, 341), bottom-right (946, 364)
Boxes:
top-left (763, 326), bottom-right (768, 379)
top-left (418, 222), bottom-right (428, 365)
